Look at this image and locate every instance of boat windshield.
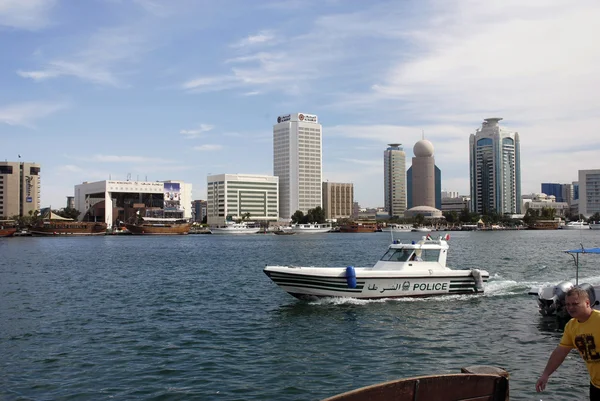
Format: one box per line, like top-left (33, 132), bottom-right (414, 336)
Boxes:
top-left (380, 248), bottom-right (413, 262)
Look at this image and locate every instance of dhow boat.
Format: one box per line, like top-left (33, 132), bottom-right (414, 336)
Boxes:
top-left (264, 234), bottom-right (488, 300)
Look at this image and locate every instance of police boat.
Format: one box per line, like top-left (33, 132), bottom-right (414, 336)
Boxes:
top-left (528, 245), bottom-right (600, 318)
top-left (263, 234), bottom-right (489, 300)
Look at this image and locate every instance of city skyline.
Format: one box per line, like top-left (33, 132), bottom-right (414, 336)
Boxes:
top-left (1, 1), bottom-right (599, 209)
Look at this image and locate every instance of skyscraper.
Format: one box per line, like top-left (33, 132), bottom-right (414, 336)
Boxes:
top-left (383, 143), bottom-right (406, 217)
top-left (273, 113), bottom-right (322, 220)
top-left (0, 161), bottom-right (41, 218)
top-left (578, 169), bottom-right (600, 217)
top-left (469, 118), bottom-right (521, 215)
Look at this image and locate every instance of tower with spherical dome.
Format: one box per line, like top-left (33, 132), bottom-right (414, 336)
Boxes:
top-left (408, 139), bottom-right (436, 209)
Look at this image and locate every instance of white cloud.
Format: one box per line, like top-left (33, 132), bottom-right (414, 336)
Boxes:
top-left (180, 124), bottom-right (215, 138)
top-left (89, 154), bottom-right (176, 163)
top-left (58, 165), bottom-right (84, 173)
top-left (17, 24), bottom-right (150, 86)
top-left (0, 101), bottom-right (67, 127)
top-left (231, 30), bottom-right (278, 48)
top-left (0, 0), bottom-right (57, 30)
top-left (193, 144), bottom-right (222, 151)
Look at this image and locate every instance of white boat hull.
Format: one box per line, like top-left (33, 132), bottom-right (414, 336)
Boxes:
top-left (210, 228), bottom-right (261, 234)
top-left (591, 223), bottom-right (600, 230)
top-left (381, 226), bottom-right (412, 233)
top-left (264, 266), bottom-right (488, 300)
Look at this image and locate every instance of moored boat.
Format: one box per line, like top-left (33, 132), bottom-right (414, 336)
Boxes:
top-left (528, 220), bottom-right (559, 230)
top-left (210, 222), bottom-right (261, 234)
top-left (411, 226), bottom-right (432, 232)
top-left (339, 222), bottom-right (377, 233)
top-left (381, 224), bottom-right (412, 232)
top-left (273, 230), bottom-right (296, 235)
top-left (124, 217), bottom-right (191, 235)
top-left (0, 220), bottom-right (17, 237)
top-left (563, 220), bottom-right (590, 230)
top-left (30, 211), bottom-right (107, 236)
top-left (264, 234), bottom-right (489, 300)
top-left (289, 223), bottom-right (332, 234)
top-left (590, 222), bottom-right (600, 230)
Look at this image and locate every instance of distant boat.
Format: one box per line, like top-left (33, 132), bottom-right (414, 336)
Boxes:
top-left (381, 224), bottom-right (412, 232)
top-left (563, 220), bottom-right (590, 230)
top-left (30, 214), bottom-right (107, 236)
top-left (0, 220), bottom-right (17, 237)
top-left (273, 229), bottom-right (296, 236)
top-left (289, 223), bottom-right (332, 234)
top-left (590, 222), bottom-right (600, 230)
top-left (528, 220), bottom-right (559, 230)
top-left (339, 222), bottom-right (378, 233)
top-left (124, 217), bottom-right (191, 235)
top-left (412, 226), bottom-right (432, 232)
top-left (210, 222), bottom-right (261, 235)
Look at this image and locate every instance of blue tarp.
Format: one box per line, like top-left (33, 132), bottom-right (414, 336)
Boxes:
top-left (565, 248), bottom-right (600, 254)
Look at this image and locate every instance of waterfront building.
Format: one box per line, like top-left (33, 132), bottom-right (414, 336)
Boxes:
top-left (0, 160), bottom-right (41, 218)
top-left (192, 200), bottom-right (207, 223)
top-left (383, 143), bottom-right (406, 217)
top-left (442, 190), bottom-right (459, 199)
top-left (441, 196), bottom-right (471, 213)
top-left (577, 169), bottom-right (600, 218)
top-left (469, 118), bottom-right (521, 215)
top-left (74, 179), bottom-right (192, 229)
top-left (273, 113), bottom-right (322, 221)
top-left (206, 173), bottom-right (278, 226)
top-left (322, 182), bottom-right (353, 220)
top-left (66, 196), bottom-right (75, 209)
top-left (522, 193), bottom-right (569, 217)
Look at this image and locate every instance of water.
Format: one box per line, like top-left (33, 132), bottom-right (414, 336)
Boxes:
top-left (1, 230), bottom-right (600, 400)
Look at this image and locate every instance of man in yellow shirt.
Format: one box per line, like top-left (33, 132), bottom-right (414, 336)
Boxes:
top-left (536, 287), bottom-right (600, 400)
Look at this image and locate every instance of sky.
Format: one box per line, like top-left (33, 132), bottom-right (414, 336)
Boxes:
top-left (1, 0), bottom-right (599, 209)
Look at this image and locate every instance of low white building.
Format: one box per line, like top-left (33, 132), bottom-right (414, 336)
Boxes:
top-left (207, 174), bottom-right (279, 226)
top-left (74, 180), bottom-right (193, 229)
top-left (522, 193), bottom-right (569, 217)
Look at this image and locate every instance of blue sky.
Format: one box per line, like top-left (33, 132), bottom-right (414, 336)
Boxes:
top-left (1, 0), bottom-right (599, 209)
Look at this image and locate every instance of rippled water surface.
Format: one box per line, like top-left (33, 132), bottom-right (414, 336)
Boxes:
top-left (2, 230), bottom-right (600, 400)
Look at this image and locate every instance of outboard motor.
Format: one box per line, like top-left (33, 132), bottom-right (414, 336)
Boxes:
top-left (537, 281), bottom-right (574, 317)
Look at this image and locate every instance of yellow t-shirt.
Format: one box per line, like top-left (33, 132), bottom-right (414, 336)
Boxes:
top-left (560, 309), bottom-right (600, 388)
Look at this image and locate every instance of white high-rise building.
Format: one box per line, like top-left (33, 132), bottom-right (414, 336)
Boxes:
top-left (273, 113), bottom-right (322, 220)
top-left (578, 169), bottom-right (600, 218)
top-left (469, 118), bottom-right (521, 215)
top-left (383, 143), bottom-right (406, 217)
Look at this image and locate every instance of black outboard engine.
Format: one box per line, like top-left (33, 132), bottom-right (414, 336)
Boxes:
top-left (537, 281), bottom-right (574, 318)
top-left (577, 283), bottom-right (598, 307)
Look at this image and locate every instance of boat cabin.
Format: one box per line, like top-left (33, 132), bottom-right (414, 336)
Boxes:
top-left (376, 238), bottom-right (449, 268)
